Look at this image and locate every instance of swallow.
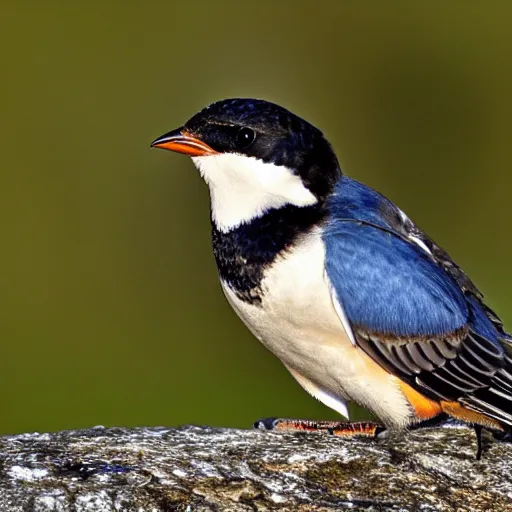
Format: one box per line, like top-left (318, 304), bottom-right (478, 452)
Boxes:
top-left (151, 98), bottom-right (512, 458)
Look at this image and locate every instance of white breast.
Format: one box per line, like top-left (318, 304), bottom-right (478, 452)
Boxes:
top-left (221, 228), bottom-right (413, 428)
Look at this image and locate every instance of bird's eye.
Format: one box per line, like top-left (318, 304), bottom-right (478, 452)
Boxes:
top-left (236, 127), bottom-right (255, 149)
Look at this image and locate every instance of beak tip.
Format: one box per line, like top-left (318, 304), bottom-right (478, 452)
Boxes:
top-left (150, 127), bottom-right (184, 150)
top-left (150, 136), bottom-right (171, 149)
top-left (149, 128), bottom-right (218, 157)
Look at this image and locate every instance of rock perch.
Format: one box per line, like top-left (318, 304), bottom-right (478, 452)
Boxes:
top-left (0, 425), bottom-right (510, 511)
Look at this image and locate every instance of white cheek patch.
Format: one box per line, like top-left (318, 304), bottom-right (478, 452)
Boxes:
top-left (192, 153), bottom-right (317, 232)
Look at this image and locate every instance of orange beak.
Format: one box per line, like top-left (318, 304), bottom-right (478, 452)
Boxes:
top-left (150, 128), bottom-right (218, 157)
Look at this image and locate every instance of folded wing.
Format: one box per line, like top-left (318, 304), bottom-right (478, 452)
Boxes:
top-left (323, 178), bottom-right (512, 427)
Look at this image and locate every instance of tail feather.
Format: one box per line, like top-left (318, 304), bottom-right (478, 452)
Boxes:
top-left (461, 346), bottom-right (512, 430)
top-left (457, 298), bottom-right (512, 430)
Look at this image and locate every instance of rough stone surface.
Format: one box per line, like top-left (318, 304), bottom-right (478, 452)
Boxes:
top-left (0, 425), bottom-right (510, 511)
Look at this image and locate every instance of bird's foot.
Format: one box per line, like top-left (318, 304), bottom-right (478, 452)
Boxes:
top-left (253, 418), bottom-right (385, 438)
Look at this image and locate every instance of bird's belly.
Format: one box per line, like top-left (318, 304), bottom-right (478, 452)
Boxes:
top-left (220, 233), bottom-right (413, 427)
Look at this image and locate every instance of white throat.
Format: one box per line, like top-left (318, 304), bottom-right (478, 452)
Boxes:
top-left (192, 153), bottom-right (317, 232)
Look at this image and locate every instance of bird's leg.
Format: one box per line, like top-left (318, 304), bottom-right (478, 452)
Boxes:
top-left (406, 416), bottom-right (491, 460)
top-left (253, 418), bottom-right (385, 438)
top-left (474, 424), bottom-right (483, 460)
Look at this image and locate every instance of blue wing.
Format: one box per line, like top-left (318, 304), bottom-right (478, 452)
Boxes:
top-left (324, 220), bottom-right (468, 337)
top-left (323, 177), bottom-right (512, 426)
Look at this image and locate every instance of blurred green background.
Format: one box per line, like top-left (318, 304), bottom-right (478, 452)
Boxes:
top-left (1, 2), bottom-right (511, 435)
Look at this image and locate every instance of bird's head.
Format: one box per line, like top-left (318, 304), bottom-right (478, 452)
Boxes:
top-left (151, 98), bottom-right (341, 232)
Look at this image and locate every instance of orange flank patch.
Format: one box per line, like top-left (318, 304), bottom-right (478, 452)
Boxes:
top-left (398, 381), bottom-right (443, 420)
top-left (440, 401), bottom-right (503, 430)
top-left (399, 380), bottom-right (504, 430)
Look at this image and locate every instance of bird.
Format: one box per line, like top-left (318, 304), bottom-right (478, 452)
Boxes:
top-left (151, 98), bottom-right (512, 458)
